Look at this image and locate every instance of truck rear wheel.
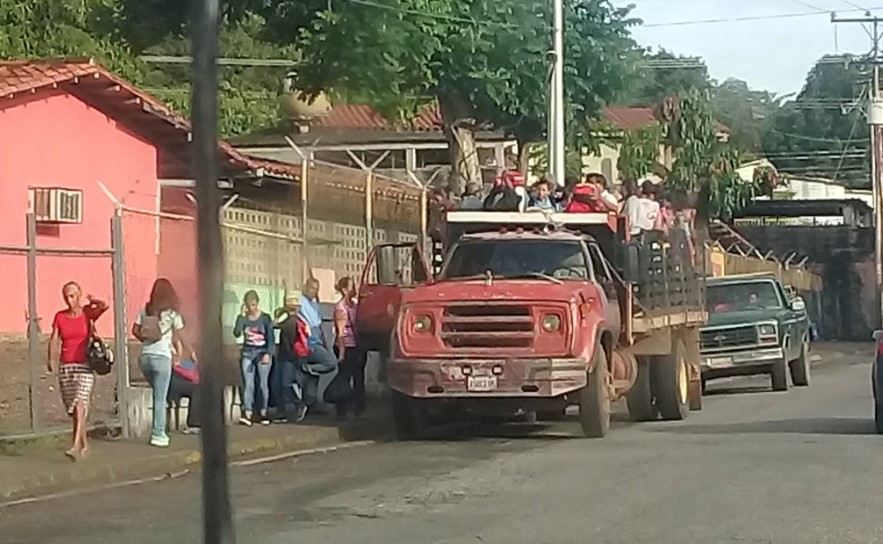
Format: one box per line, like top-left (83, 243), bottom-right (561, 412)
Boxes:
top-left (626, 357), bottom-right (655, 422)
top-left (652, 338), bottom-right (690, 421)
top-left (392, 392), bottom-right (425, 440)
top-left (579, 344), bottom-right (610, 438)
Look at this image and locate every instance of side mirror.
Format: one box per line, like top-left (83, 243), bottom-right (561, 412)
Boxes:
top-left (791, 298), bottom-right (806, 312)
top-left (873, 330), bottom-right (883, 341)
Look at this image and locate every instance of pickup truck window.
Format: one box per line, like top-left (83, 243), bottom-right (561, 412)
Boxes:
top-left (707, 281), bottom-right (783, 313)
top-left (441, 240), bottom-right (589, 281)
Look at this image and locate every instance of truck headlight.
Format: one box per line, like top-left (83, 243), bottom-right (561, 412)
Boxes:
top-left (758, 324), bottom-right (777, 337)
top-left (542, 314), bottom-right (561, 332)
top-left (413, 315), bottom-right (433, 333)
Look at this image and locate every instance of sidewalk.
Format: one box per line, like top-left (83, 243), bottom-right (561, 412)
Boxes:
top-left (0, 411), bottom-right (391, 501)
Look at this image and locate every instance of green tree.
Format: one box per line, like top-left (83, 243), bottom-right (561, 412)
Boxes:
top-left (711, 78), bottom-right (780, 154)
top-left (0, 0), bottom-right (140, 80)
top-left (615, 122), bottom-right (665, 183)
top-left (295, 0), bottom-right (639, 191)
top-left (619, 49), bottom-right (710, 106)
top-left (761, 55), bottom-right (868, 187)
top-left (665, 88), bottom-right (766, 220)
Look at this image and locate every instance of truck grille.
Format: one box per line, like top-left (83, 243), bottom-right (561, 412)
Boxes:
top-left (441, 305), bottom-right (534, 349)
top-left (701, 326), bottom-right (758, 350)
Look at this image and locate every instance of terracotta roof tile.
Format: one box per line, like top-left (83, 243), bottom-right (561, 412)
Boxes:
top-left (313, 103), bottom-right (444, 131)
top-left (601, 106), bottom-right (657, 131)
top-left (310, 103), bottom-right (670, 133)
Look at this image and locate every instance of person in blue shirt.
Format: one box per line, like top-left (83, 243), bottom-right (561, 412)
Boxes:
top-left (294, 278), bottom-right (338, 420)
top-left (527, 178), bottom-right (562, 211)
top-left (233, 290), bottom-right (275, 426)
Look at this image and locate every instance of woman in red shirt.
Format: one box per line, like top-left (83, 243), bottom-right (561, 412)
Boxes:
top-left (47, 281), bottom-right (108, 461)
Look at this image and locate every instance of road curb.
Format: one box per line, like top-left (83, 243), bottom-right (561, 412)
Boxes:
top-left (0, 419), bottom-right (390, 501)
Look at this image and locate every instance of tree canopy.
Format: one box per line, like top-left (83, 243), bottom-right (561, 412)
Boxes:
top-left (760, 55), bottom-right (869, 188)
top-left (294, 0), bottom-right (640, 190)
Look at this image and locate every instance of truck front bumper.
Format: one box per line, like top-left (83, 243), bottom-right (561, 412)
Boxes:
top-left (387, 357), bottom-right (589, 399)
top-left (701, 347), bottom-right (785, 372)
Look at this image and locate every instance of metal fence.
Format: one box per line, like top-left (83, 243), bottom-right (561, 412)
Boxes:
top-left (0, 213), bottom-right (128, 437)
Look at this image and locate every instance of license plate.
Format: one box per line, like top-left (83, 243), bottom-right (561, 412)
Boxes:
top-left (467, 376), bottom-right (498, 392)
top-left (708, 356), bottom-right (733, 368)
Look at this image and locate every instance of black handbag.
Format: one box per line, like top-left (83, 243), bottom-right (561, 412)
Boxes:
top-left (87, 320), bottom-right (114, 376)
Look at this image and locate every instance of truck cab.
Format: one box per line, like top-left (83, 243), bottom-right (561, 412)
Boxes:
top-left (700, 274), bottom-right (811, 392)
top-left (358, 211), bottom-right (708, 439)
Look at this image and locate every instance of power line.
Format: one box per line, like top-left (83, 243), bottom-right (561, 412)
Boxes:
top-left (769, 128), bottom-right (870, 142)
top-left (642, 6), bottom-right (883, 28)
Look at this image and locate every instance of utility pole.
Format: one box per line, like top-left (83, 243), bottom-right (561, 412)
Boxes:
top-left (547, 0), bottom-right (565, 186)
top-left (832, 13), bottom-right (883, 329)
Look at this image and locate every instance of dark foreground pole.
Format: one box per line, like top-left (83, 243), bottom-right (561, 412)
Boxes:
top-left (191, 0), bottom-right (235, 543)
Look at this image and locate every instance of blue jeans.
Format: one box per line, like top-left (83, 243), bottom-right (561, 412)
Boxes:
top-left (241, 350), bottom-right (272, 414)
top-left (278, 359), bottom-right (300, 410)
top-left (140, 354), bottom-right (172, 439)
top-left (295, 344), bottom-right (338, 406)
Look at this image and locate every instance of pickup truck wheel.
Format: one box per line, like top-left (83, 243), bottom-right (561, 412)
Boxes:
top-left (688, 379), bottom-right (703, 411)
top-left (392, 392), bottom-right (425, 440)
top-left (626, 358), bottom-right (655, 422)
top-left (652, 338), bottom-right (690, 421)
top-left (789, 338), bottom-right (811, 387)
top-left (579, 345), bottom-right (610, 438)
top-left (771, 359), bottom-right (789, 392)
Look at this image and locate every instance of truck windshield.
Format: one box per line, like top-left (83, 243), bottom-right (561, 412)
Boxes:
top-left (440, 240), bottom-right (589, 281)
top-left (707, 281), bottom-right (782, 313)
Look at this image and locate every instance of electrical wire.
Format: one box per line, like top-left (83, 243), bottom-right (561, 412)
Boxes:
top-left (641, 6), bottom-right (883, 28)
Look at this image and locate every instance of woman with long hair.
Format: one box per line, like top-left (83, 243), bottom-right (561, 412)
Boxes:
top-left (332, 276), bottom-right (366, 419)
top-left (133, 278), bottom-right (194, 447)
top-left (233, 290), bottom-right (275, 426)
top-left (48, 282), bottom-right (108, 461)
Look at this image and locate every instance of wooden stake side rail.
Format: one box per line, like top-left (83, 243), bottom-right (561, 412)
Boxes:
top-left (631, 307), bottom-right (708, 335)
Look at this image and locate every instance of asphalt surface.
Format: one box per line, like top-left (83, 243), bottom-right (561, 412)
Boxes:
top-left (2, 355), bottom-right (880, 544)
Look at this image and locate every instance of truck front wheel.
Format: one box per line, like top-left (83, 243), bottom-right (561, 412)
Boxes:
top-left (789, 338), bottom-right (811, 387)
top-left (652, 338), bottom-right (690, 421)
top-left (579, 344), bottom-right (610, 438)
top-left (771, 359), bottom-right (789, 392)
top-left (392, 392), bottom-right (426, 440)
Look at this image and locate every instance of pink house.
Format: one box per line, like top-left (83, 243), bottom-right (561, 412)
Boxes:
top-left (0, 59), bottom-right (299, 336)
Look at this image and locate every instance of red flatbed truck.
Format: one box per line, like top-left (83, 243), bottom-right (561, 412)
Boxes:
top-left (357, 210), bottom-right (707, 438)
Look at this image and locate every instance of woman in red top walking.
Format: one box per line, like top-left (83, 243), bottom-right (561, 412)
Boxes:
top-left (47, 282), bottom-right (108, 461)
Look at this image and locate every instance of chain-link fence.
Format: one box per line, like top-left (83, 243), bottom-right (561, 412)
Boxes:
top-left (0, 214), bottom-right (128, 436)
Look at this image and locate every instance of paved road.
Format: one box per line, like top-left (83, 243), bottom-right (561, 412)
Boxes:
top-left (2, 356), bottom-right (881, 544)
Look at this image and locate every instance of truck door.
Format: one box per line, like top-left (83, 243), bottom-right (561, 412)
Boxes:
top-left (357, 242), bottom-right (431, 352)
top-left (587, 243), bottom-right (622, 334)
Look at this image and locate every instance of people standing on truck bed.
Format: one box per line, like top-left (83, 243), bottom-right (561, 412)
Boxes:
top-left (483, 170), bottom-right (525, 211)
top-left (459, 182), bottom-right (485, 210)
top-left (527, 178), bottom-right (562, 211)
top-left (622, 180), bottom-right (662, 239)
top-left (562, 173), bottom-right (616, 213)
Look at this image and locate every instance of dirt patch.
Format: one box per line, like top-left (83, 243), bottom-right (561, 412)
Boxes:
top-left (0, 336), bottom-right (242, 436)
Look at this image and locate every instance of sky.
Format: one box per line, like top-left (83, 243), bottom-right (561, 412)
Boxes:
top-left (614, 0), bottom-right (880, 95)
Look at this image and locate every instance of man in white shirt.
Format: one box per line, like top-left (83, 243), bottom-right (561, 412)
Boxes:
top-left (622, 180), bottom-right (660, 237)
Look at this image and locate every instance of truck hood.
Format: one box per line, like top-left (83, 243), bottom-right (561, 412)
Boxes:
top-left (402, 279), bottom-right (584, 305)
top-left (704, 309), bottom-right (780, 328)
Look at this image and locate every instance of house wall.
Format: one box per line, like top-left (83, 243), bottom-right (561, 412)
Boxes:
top-left (0, 91), bottom-right (159, 335)
top-left (582, 143), bottom-right (620, 185)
